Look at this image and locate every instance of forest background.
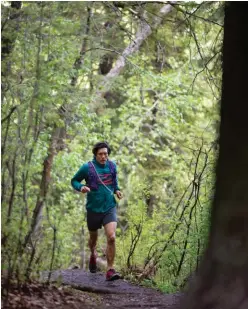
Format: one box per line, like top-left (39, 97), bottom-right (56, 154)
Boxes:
top-left (1, 1), bottom-right (224, 293)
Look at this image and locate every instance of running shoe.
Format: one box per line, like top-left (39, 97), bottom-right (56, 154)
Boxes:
top-left (106, 268), bottom-right (120, 281)
top-left (89, 253), bottom-right (97, 273)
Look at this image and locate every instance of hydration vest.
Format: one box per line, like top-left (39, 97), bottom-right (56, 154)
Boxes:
top-left (87, 160), bottom-right (117, 191)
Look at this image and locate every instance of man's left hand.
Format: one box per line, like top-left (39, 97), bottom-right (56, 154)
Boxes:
top-left (115, 190), bottom-right (123, 199)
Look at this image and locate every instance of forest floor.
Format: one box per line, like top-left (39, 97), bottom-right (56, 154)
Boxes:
top-left (2, 269), bottom-right (183, 309)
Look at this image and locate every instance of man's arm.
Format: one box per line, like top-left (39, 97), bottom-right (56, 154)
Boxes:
top-left (71, 163), bottom-right (89, 192)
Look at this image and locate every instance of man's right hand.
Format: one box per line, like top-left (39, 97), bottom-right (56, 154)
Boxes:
top-left (81, 186), bottom-right (91, 193)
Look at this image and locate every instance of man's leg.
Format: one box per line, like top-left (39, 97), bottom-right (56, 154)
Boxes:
top-left (88, 230), bottom-right (98, 255)
top-left (104, 221), bottom-right (120, 280)
top-left (102, 208), bottom-right (120, 280)
top-left (87, 210), bottom-right (101, 272)
top-left (88, 230), bottom-right (98, 273)
top-left (104, 221), bottom-right (117, 270)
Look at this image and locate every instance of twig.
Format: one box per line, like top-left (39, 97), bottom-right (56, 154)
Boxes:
top-left (1, 106), bottom-right (18, 124)
top-left (189, 51), bottom-right (221, 94)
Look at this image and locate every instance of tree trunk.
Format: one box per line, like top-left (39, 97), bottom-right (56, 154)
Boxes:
top-left (181, 3), bottom-right (248, 309)
top-left (70, 6), bottom-right (92, 87)
top-left (1, 1), bottom-right (22, 99)
top-left (23, 127), bottom-right (61, 248)
top-left (1, 1), bottom-right (22, 60)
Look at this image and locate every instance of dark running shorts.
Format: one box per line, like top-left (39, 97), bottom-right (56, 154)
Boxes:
top-left (86, 207), bottom-right (117, 231)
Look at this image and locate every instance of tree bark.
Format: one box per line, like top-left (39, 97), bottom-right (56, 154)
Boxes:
top-left (23, 127), bottom-right (61, 248)
top-left (70, 6), bottom-right (92, 87)
top-left (181, 3), bottom-right (248, 309)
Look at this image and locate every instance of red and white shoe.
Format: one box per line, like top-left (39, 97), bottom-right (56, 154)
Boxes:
top-left (106, 268), bottom-right (120, 281)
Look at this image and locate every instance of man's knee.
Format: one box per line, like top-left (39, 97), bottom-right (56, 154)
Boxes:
top-left (107, 233), bottom-right (116, 244)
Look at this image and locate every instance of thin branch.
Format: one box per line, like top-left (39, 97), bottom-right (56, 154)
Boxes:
top-left (174, 3), bottom-right (204, 30)
top-left (46, 204), bottom-right (58, 284)
top-left (144, 143), bottom-right (211, 269)
top-left (182, 8), bottom-right (223, 27)
top-left (171, 2), bottom-right (222, 98)
top-left (127, 223), bottom-right (143, 269)
top-left (185, 15), bottom-right (220, 97)
top-left (1, 106), bottom-right (18, 124)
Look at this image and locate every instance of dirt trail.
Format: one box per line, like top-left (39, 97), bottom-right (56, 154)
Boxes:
top-left (42, 269), bottom-right (182, 308)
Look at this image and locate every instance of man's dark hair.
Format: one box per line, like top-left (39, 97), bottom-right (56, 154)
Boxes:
top-left (92, 142), bottom-right (111, 156)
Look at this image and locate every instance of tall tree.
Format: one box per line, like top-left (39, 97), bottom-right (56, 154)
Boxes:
top-left (181, 2), bottom-right (248, 308)
top-left (1, 1), bottom-right (22, 99)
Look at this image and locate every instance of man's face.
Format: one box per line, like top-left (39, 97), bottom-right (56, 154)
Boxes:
top-left (95, 147), bottom-right (108, 164)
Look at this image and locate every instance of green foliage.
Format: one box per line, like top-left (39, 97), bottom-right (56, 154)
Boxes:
top-left (1, 1), bottom-right (223, 292)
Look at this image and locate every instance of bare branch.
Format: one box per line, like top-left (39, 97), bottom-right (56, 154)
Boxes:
top-left (1, 106), bottom-right (18, 124)
top-left (175, 3), bottom-right (223, 28)
top-left (183, 12), bottom-right (221, 97)
top-left (102, 2), bottom-right (175, 80)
